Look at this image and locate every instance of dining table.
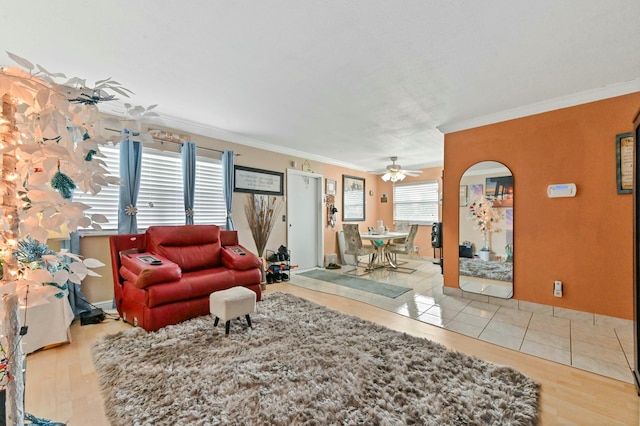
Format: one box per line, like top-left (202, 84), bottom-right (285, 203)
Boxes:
top-left (360, 231), bottom-right (409, 270)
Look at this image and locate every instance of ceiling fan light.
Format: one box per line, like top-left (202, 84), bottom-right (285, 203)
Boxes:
top-left (381, 171), bottom-right (406, 183)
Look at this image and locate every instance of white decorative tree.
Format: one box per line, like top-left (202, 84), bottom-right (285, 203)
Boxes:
top-left (467, 195), bottom-right (502, 253)
top-left (0, 52), bottom-right (156, 424)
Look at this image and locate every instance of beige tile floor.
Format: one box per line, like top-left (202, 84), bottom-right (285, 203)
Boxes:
top-left (290, 255), bottom-right (635, 384)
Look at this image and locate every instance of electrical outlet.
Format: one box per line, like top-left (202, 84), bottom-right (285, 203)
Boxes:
top-left (413, 246), bottom-right (419, 252)
top-left (554, 280), bottom-right (563, 297)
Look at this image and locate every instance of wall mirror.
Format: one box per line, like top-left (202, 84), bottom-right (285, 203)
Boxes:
top-left (342, 175), bottom-right (365, 221)
top-left (458, 161), bottom-right (513, 298)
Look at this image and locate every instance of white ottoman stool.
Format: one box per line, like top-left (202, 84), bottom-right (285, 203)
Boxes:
top-left (209, 287), bottom-right (256, 336)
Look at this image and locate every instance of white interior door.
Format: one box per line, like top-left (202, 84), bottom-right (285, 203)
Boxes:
top-left (287, 170), bottom-right (323, 271)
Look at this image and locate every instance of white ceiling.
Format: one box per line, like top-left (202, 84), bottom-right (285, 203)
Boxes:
top-left (1, 1), bottom-right (639, 172)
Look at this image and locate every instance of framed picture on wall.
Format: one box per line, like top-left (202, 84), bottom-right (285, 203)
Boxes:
top-left (342, 175), bottom-right (365, 221)
top-left (485, 176), bottom-right (514, 207)
top-left (616, 132), bottom-right (633, 194)
top-left (469, 184), bottom-right (483, 199)
top-left (326, 178), bottom-right (337, 195)
top-left (233, 165), bottom-right (284, 195)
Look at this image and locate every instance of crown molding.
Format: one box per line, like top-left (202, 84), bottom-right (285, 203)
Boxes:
top-left (437, 78), bottom-right (640, 134)
top-left (98, 105), bottom-right (370, 172)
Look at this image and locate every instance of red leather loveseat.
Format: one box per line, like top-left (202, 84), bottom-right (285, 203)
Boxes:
top-left (109, 224), bottom-right (262, 331)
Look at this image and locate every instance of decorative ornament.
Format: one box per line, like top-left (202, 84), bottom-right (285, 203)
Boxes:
top-left (12, 236), bottom-right (102, 298)
top-left (13, 236), bottom-right (55, 264)
top-left (125, 205), bottom-right (138, 216)
top-left (50, 171), bottom-right (77, 199)
top-left (326, 194), bottom-right (338, 229)
top-left (85, 149), bottom-right (97, 161)
top-left (67, 87), bottom-right (118, 105)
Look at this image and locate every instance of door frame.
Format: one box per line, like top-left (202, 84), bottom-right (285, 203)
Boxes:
top-left (286, 169), bottom-right (324, 269)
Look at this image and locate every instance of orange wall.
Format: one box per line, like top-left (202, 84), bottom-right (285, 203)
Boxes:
top-left (443, 92), bottom-right (640, 319)
top-left (322, 164), bottom-right (383, 261)
top-left (322, 164), bottom-right (444, 262)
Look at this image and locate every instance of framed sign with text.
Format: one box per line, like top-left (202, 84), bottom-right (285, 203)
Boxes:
top-left (616, 132), bottom-right (633, 194)
top-left (234, 165), bottom-right (284, 195)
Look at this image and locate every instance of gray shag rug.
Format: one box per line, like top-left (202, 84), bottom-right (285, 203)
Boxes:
top-left (91, 293), bottom-right (538, 425)
top-left (459, 258), bottom-right (513, 282)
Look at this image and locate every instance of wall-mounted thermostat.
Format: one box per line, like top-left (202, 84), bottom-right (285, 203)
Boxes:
top-left (547, 183), bottom-right (576, 198)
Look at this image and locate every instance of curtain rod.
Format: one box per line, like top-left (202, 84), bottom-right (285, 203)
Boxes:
top-left (103, 128), bottom-right (240, 155)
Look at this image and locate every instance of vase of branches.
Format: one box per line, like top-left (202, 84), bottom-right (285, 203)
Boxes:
top-left (244, 194), bottom-right (281, 285)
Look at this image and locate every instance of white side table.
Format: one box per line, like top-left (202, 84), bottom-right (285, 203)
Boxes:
top-left (21, 286), bottom-right (74, 354)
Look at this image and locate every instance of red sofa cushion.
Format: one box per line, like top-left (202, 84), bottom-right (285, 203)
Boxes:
top-left (146, 225), bottom-right (222, 272)
top-left (144, 268), bottom-right (233, 308)
top-left (120, 253), bottom-right (182, 289)
top-left (221, 245), bottom-right (262, 271)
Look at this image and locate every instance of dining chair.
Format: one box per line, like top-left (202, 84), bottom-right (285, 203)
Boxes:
top-left (342, 224), bottom-right (376, 275)
top-left (390, 221), bottom-right (409, 245)
top-left (387, 224), bottom-right (419, 273)
top-left (394, 221), bottom-right (409, 232)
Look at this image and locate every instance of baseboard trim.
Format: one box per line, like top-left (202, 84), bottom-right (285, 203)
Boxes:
top-left (93, 300), bottom-right (115, 312)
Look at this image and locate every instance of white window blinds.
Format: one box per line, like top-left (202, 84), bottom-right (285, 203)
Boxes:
top-left (72, 144), bottom-right (120, 231)
top-left (73, 144), bottom-right (225, 232)
top-left (193, 157), bottom-right (226, 225)
top-left (393, 181), bottom-right (439, 224)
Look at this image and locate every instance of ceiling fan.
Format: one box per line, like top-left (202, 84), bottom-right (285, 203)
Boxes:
top-left (372, 157), bottom-right (423, 182)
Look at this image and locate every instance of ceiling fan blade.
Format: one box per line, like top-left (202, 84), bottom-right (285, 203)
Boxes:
top-left (401, 169), bottom-right (423, 174)
top-left (404, 171), bottom-right (421, 177)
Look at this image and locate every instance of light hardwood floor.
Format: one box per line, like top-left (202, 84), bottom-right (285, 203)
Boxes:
top-left (25, 283), bottom-right (640, 425)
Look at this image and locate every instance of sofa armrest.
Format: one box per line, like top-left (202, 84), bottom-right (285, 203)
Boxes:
top-left (120, 253), bottom-right (182, 289)
top-left (221, 245), bottom-right (262, 271)
top-left (220, 229), bottom-right (239, 246)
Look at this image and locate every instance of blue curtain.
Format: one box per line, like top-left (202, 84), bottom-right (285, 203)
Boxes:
top-left (181, 141), bottom-right (196, 225)
top-left (222, 150), bottom-right (235, 230)
top-left (61, 232), bottom-right (93, 317)
top-left (118, 130), bottom-right (143, 234)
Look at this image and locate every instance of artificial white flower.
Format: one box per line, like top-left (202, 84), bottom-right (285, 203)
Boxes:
top-left (125, 205), bottom-right (138, 216)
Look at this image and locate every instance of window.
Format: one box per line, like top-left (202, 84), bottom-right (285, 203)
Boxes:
top-left (193, 157), bottom-right (225, 225)
top-left (73, 144), bottom-right (225, 232)
top-left (136, 148), bottom-right (183, 228)
top-left (393, 181), bottom-right (439, 224)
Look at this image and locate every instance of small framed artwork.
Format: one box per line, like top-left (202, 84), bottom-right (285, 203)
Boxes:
top-left (326, 178), bottom-right (336, 195)
top-left (470, 184), bottom-right (483, 199)
top-left (459, 185), bottom-right (468, 207)
top-left (616, 132), bottom-right (633, 194)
